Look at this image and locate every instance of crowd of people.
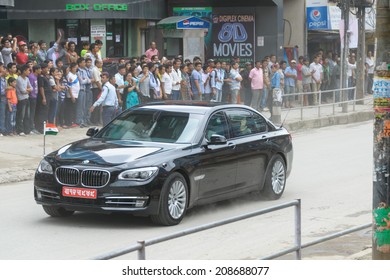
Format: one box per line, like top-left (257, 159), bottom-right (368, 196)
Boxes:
top-left (0, 31), bottom-right (375, 137)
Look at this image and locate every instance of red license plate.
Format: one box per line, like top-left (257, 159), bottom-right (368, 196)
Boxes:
top-left (62, 186), bottom-right (97, 199)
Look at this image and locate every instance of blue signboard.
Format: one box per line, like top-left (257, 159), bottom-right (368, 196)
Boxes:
top-left (307, 6), bottom-right (329, 30)
top-left (177, 16), bottom-right (210, 29)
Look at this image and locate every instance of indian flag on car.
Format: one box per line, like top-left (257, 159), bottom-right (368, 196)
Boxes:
top-left (44, 123), bottom-right (59, 135)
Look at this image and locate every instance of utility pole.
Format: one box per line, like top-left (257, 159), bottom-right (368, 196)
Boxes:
top-left (355, 5), bottom-right (366, 104)
top-left (372, 0), bottom-right (390, 260)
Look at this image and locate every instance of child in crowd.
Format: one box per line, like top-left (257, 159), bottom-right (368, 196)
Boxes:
top-left (5, 77), bottom-right (17, 135)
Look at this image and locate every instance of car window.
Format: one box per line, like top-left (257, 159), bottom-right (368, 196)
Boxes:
top-left (204, 111), bottom-right (229, 141)
top-left (96, 110), bottom-right (200, 143)
top-left (225, 109), bottom-right (268, 138)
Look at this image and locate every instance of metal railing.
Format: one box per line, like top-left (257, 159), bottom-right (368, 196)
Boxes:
top-left (92, 199), bottom-right (302, 260)
top-left (281, 87), bottom-right (372, 120)
top-left (91, 199), bottom-right (372, 260)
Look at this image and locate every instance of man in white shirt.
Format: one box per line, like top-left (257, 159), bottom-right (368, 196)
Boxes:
top-left (365, 50), bottom-right (375, 94)
top-left (161, 64), bottom-right (173, 99)
top-left (347, 55), bottom-right (357, 100)
top-left (170, 59), bottom-right (182, 100)
top-left (309, 55), bottom-right (323, 105)
top-left (115, 64), bottom-right (126, 109)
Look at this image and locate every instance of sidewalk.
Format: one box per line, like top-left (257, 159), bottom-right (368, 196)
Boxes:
top-left (0, 97), bottom-right (374, 185)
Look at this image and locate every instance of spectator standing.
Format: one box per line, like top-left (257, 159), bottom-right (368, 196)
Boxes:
top-left (240, 62), bottom-right (252, 106)
top-left (161, 64), bottom-right (173, 99)
top-left (261, 59), bottom-right (270, 111)
top-left (37, 40), bottom-right (47, 64)
top-left (124, 72), bottom-right (139, 109)
top-left (284, 60), bottom-right (297, 108)
top-left (180, 64), bottom-right (192, 100)
top-left (0, 63), bottom-right (6, 136)
top-left (15, 64), bottom-right (32, 136)
top-left (115, 64), bottom-right (126, 110)
top-left (296, 56), bottom-right (304, 105)
top-left (365, 51), bottom-right (375, 94)
top-left (331, 58), bottom-right (341, 102)
top-left (66, 42), bottom-right (79, 65)
top-left (48, 67), bottom-right (60, 124)
top-left (248, 61), bottom-right (264, 111)
top-left (16, 41), bottom-right (29, 65)
top-left (229, 61), bottom-right (242, 104)
top-left (6, 63), bottom-right (18, 82)
top-left (89, 73), bottom-right (118, 127)
top-left (347, 55), bottom-right (357, 100)
top-left (270, 63), bottom-right (282, 117)
top-left (144, 42), bottom-right (159, 62)
top-left (5, 77), bottom-right (17, 135)
top-left (28, 65), bottom-right (41, 134)
top-left (84, 58), bottom-right (94, 124)
top-left (221, 62), bottom-right (231, 102)
top-left (77, 58), bottom-right (92, 127)
top-left (171, 59), bottom-right (182, 100)
top-left (35, 63), bottom-right (51, 133)
top-left (150, 66), bottom-right (162, 100)
top-left (138, 64), bottom-right (151, 103)
top-left (190, 62), bottom-right (204, 101)
top-left (301, 57), bottom-right (312, 106)
top-left (321, 58), bottom-right (331, 102)
top-left (210, 61), bottom-right (224, 102)
top-left (90, 59), bottom-right (102, 125)
top-left (309, 55), bottom-right (323, 105)
top-left (1, 37), bottom-right (17, 66)
top-left (65, 62), bottom-right (80, 127)
top-left (202, 65), bottom-right (212, 102)
top-left (84, 43), bottom-right (102, 66)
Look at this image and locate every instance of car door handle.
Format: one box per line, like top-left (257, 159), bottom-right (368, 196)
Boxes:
top-left (228, 142), bottom-right (236, 149)
top-left (261, 135), bottom-right (269, 141)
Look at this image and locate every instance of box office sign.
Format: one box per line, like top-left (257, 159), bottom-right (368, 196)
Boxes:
top-left (66, 3), bottom-right (128, 11)
top-left (212, 14), bottom-right (255, 64)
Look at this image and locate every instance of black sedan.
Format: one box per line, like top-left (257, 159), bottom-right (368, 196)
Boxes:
top-left (34, 102), bottom-right (293, 226)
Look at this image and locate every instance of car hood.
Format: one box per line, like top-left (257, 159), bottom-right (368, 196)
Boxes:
top-left (54, 138), bottom-right (182, 165)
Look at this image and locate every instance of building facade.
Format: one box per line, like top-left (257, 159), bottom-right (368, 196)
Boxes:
top-left (1, 0), bottom-right (166, 58)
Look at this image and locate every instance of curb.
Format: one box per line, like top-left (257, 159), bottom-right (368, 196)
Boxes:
top-left (285, 111), bottom-right (373, 132)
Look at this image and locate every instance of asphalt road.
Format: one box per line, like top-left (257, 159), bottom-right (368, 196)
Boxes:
top-left (0, 121), bottom-right (373, 260)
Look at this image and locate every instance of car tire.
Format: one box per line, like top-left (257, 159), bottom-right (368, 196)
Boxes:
top-left (261, 154), bottom-right (286, 200)
top-left (151, 172), bottom-right (188, 226)
top-left (42, 205), bottom-right (75, 217)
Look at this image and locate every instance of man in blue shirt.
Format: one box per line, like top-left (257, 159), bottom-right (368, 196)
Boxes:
top-left (90, 72), bottom-right (118, 127)
top-left (190, 62), bottom-right (204, 101)
top-left (284, 60), bottom-right (297, 108)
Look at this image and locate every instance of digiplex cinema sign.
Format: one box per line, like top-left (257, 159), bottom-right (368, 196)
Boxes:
top-left (65, 3), bottom-right (128, 11)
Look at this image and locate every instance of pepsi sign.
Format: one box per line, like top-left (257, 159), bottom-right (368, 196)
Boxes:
top-left (177, 17), bottom-right (210, 29)
top-left (307, 6), bottom-right (329, 30)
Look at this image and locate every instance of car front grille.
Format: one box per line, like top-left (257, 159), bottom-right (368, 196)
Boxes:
top-left (55, 167), bottom-right (110, 187)
top-left (56, 167), bottom-right (79, 186)
top-left (81, 170), bottom-right (110, 187)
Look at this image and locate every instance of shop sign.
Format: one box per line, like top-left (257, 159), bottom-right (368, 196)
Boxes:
top-left (306, 6), bottom-right (329, 30)
top-left (65, 4), bottom-right (128, 11)
top-left (211, 14), bottom-right (255, 64)
top-left (91, 25), bottom-right (106, 37)
top-left (177, 17), bottom-right (210, 29)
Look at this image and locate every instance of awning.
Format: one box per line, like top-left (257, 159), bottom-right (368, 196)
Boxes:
top-left (157, 16), bottom-right (210, 30)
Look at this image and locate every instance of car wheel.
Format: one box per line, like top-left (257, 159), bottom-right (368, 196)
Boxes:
top-left (42, 205), bottom-right (75, 217)
top-left (151, 172), bottom-right (188, 226)
top-left (261, 154), bottom-right (286, 200)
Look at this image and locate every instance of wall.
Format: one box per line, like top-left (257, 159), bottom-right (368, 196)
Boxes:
top-left (28, 19), bottom-right (55, 44)
top-left (283, 0), bottom-right (305, 54)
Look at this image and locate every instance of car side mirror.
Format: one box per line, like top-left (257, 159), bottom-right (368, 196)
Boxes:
top-left (208, 134), bottom-right (227, 145)
top-left (86, 127), bottom-right (99, 137)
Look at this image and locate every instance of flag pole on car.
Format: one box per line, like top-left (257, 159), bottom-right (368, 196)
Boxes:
top-left (43, 121), bottom-right (59, 156)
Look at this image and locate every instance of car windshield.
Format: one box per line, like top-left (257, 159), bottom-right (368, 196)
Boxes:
top-left (96, 109), bottom-right (201, 143)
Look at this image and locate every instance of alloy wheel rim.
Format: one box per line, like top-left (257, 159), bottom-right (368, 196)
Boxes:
top-left (271, 160), bottom-right (285, 194)
top-left (168, 180), bottom-right (187, 219)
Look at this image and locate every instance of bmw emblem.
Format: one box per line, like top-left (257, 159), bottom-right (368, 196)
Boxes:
top-left (82, 160), bottom-right (90, 164)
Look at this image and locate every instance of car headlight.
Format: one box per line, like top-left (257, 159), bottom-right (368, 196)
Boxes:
top-left (118, 167), bottom-right (159, 181)
top-left (38, 159), bottom-right (53, 174)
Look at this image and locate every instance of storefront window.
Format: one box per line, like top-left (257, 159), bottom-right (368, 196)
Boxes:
top-left (55, 19), bottom-right (90, 53)
top-left (106, 19), bottom-right (125, 58)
